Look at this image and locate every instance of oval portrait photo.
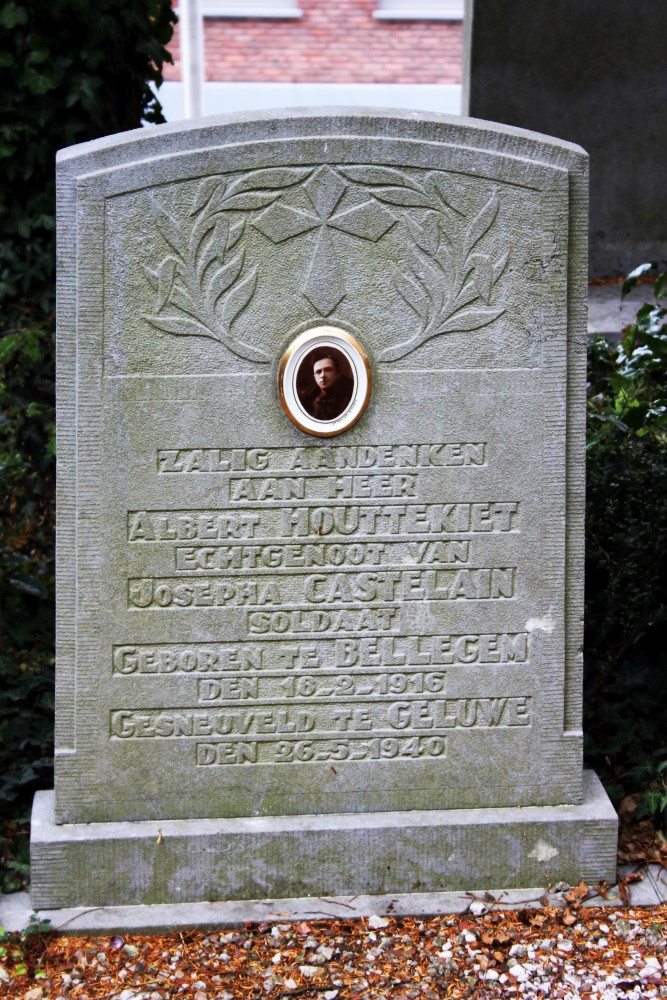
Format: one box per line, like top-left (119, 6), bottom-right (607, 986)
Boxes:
top-left (278, 327), bottom-right (372, 437)
top-left (299, 347), bottom-right (354, 421)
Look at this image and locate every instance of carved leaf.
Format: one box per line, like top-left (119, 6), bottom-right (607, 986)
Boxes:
top-left (197, 219), bottom-right (230, 283)
top-left (452, 277), bottom-right (481, 314)
top-left (392, 268), bottom-right (429, 319)
top-left (425, 173), bottom-right (467, 217)
top-left (143, 315), bottom-right (207, 338)
top-left (417, 255), bottom-right (445, 311)
top-left (378, 336), bottom-right (423, 363)
top-left (438, 218), bottom-right (453, 247)
top-left (152, 200), bottom-right (185, 257)
top-left (190, 177), bottom-right (225, 216)
top-left (339, 166), bottom-right (425, 191)
top-left (220, 266), bottom-right (258, 327)
top-left (438, 307), bottom-right (505, 335)
top-left (470, 253), bottom-right (493, 304)
top-left (169, 283), bottom-right (196, 315)
top-left (233, 167), bottom-right (311, 191)
top-left (218, 191), bottom-right (279, 213)
top-left (228, 220), bottom-right (245, 250)
top-left (464, 194), bottom-right (499, 256)
top-left (211, 250), bottom-right (245, 298)
top-left (493, 250), bottom-right (510, 283)
top-left (156, 259), bottom-right (177, 310)
top-left (214, 217), bottom-right (231, 258)
top-left (404, 216), bottom-right (439, 256)
top-left (143, 265), bottom-right (158, 292)
top-left (371, 187), bottom-right (434, 208)
top-left (193, 219), bottom-right (216, 269)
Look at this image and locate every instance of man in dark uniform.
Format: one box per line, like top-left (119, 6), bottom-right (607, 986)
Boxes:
top-left (303, 353), bottom-right (354, 420)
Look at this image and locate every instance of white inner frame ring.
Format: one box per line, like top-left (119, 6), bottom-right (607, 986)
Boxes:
top-left (278, 326), bottom-right (372, 438)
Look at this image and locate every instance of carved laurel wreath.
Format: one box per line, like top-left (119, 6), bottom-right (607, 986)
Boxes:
top-left (143, 165), bottom-right (508, 363)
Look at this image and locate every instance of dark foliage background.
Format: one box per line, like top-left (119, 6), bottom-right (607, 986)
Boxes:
top-left (0, 0), bottom-right (176, 891)
top-left (584, 269), bottom-right (667, 809)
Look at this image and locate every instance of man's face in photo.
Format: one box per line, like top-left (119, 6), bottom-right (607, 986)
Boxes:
top-left (313, 356), bottom-right (339, 394)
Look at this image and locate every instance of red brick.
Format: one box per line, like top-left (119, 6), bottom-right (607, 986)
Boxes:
top-left (167, 0), bottom-right (462, 84)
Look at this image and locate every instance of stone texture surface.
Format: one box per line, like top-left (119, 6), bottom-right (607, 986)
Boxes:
top-left (588, 283), bottom-right (655, 338)
top-left (462, 0), bottom-right (667, 278)
top-left (35, 107), bottom-right (615, 910)
top-left (31, 773), bottom-right (616, 910)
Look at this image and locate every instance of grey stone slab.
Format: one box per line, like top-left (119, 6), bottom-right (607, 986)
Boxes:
top-left (6, 861), bottom-right (666, 936)
top-left (0, 890), bottom-right (558, 935)
top-left (463, 0), bottom-right (667, 278)
top-left (0, 892), bottom-right (33, 934)
top-left (31, 773), bottom-right (616, 910)
top-left (35, 106), bottom-right (614, 913)
top-left (588, 284), bottom-right (656, 338)
top-left (613, 865), bottom-right (663, 908)
top-left (647, 864), bottom-right (667, 904)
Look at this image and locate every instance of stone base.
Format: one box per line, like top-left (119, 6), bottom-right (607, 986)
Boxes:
top-left (30, 771), bottom-right (617, 911)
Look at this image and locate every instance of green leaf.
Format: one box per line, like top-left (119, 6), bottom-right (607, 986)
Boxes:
top-left (621, 262), bottom-right (653, 299)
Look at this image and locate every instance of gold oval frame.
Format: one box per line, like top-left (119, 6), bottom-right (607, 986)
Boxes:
top-left (278, 326), bottom-right (372, 438)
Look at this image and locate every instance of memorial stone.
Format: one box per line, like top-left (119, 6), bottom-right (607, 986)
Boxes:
top-left (31, 108), bottom-right (617, 913)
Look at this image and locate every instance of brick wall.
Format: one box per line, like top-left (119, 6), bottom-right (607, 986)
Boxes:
top-left (165, 0), bottom-right (462, 84)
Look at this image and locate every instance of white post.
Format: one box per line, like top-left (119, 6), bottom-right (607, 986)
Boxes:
top-left (180, 0), bottom-right (204, 119)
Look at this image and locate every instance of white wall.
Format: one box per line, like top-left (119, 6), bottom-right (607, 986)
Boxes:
top-left (156, 81), bottom-right (462, 121)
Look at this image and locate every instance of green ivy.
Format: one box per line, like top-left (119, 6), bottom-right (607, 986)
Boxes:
top-left (0, 0), bottom-right (175, 886)
top-left (584, 267), bottom-right (667, 802)
top-left (0, 0), bottom-right (176, 326)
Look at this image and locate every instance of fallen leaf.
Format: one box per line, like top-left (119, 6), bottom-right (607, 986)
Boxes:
top-left (564, 879), bottom-right (589, 902)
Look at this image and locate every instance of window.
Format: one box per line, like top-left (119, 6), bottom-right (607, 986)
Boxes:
top-left (373, 0), bottom-right (463, 20)
top-left (201, 0), bottom-right (302, 17)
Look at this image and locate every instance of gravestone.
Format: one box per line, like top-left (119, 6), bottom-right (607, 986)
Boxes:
top-left (31, 108), bottom-right (617, 912)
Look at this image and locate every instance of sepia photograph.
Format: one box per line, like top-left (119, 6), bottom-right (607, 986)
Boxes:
top-left (297, 346), bottom-right (355, 421)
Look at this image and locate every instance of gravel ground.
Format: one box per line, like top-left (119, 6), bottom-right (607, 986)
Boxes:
top-left (2, 899), bottom-right (665, 1000)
